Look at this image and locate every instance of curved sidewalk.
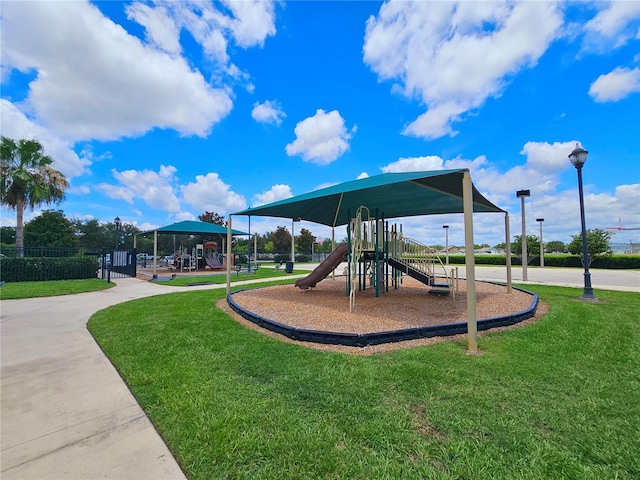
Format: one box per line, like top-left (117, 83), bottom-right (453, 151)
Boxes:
top-left (1, 269), bottom-right (637, 479)
top-left (0, 275), bottom-right (294, 480)
top-left (1, 279), bottom-right (190, 479)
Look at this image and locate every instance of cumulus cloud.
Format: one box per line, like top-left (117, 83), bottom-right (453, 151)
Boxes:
top-left (381, 155), bottom-right (446, 173)
top-left (0, 100), bottom-right (91, 178)
top-left (224, 0), bottom-right (278, 48)
top-left (363, 1), bottom-right (562, 139)
top-left (379, 140), bottom-right (577, 206)
top-left (181, 173), bottom-right (246, 214)
top-left (589, 67), bottom-right (640, 102)
top-left (285, 109), bottom-right (354, 165)
top-left (68, 185), bottom-right (91, 195)
top-left (252, 184), bottom-right (292, 206)
top-left (0, 0), bottom-right (277, 143)
top-left (252, 100), bottom-right (286, 126)
top-left (582, 0), bottom-right (640, 51)
top-left (125, 2), bottom-right (181, 55)
top-left (96, 165), bottom-right (181, 212)
top-left (173, 211), bottom-right (197, 222)
top-left (473, 141), bottom-right (577, 200)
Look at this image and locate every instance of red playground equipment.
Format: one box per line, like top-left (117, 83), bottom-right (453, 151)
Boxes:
top-left (203, 241), bottom-right (232, 270)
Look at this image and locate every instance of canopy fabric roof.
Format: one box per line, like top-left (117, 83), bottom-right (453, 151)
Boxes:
top-left (142, 220), bottom-right (248, 236)
top-left (233, 170), bottom-right (504, 227)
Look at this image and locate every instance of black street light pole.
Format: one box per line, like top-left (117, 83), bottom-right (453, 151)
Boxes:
top-left (114, 216), bottom-right (121, 250)
top-left (568, 143), bottom-right (597, 301)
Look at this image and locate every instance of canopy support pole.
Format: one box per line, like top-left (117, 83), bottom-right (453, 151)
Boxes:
top-left (463, 170), bottom-right (478, 353)
top-left (505, 212), bottom-right (512, 293)
top-left (153, 229), bottom-right (158, 276)
top-left (226, 216), bottom-right (232, 296)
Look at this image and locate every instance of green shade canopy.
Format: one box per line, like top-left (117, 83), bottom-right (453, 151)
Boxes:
top-left (233, 170), bottom-right (504, 226)
top-left (142, 220), bottom-right (249, 236)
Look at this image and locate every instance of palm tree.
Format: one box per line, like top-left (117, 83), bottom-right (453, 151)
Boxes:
top-left (1, 136), bottom-right (69, 255)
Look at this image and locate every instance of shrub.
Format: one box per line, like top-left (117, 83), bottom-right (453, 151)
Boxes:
top-left (0, 256), bottom-right (98, 282)
top-left (440, 254), bottom-right (640, 269)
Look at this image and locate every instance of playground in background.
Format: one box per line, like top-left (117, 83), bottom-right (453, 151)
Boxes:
top-left (170, 240), bottom-right (234, 272)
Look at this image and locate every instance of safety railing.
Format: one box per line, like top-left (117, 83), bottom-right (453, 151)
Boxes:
top-left (388, 233), bottom-right (450, 285)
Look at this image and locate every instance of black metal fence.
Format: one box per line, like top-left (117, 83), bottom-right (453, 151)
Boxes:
top-left (0, 246), bottom-right (137, 282)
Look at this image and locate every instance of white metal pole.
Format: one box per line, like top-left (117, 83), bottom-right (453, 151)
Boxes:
top-left (505, 213), bottom-right (512, 294)
top-left (538, 219), bottom-right (544, 268)
top-left (153, 229), bottom-right (158, 276)
top-left (291, 218), bottom-right (295, 262)
top-left (226, 216), bottom-right (232, 295)
top-left (462, 171), bottom-right (478, 353)
top-left (444, 225), bottom-right (449, 265)
top-left (254, 233), bottom-right (257, 263)
top-left (520, 195), bottom-right (528, 281)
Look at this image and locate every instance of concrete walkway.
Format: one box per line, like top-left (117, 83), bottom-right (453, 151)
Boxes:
top-left (1, 268), bottom-right (637, 479)
top-left (452, 264), bottom-right (640, 293)
top-left (0, 275), bottom-right (299, 480)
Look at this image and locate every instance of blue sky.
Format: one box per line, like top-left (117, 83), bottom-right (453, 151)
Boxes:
top-left (1, 0), bottom-right (639, 248)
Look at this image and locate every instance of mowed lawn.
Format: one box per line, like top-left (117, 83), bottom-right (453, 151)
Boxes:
top-left (88, 284), bottom-right (640, 480)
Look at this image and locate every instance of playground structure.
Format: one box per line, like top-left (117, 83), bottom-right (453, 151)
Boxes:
top-left (171, 240), bottom-right (233, 272)
top-left (227, 169), bottom-right (515, 352)
top-left (295, 205), bottom-right (458, 311)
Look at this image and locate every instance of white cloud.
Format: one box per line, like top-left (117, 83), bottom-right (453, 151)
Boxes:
top-left (252, 184), bottom-right (292, 206)
top-left (472, 141), bottom-right (577, 201)
top-left (96, 166), bottom-right (181, 212)
top-left (94, 183), bottom-right (136, 204)
top-left (224, 0), bottom-right (278, 48)
top-left (181, 173), bottom-right (246, 214)
top-left (173, 211), bottom-right (197, 222)
top-left (125, 2), bottom-right (181, 55)
top-left (137, 221), bottom-right (160, 231)
top-left (68, 185), bottom-right (91, 195)
top-left (252, 100), bottom-right (286, 126)
top-left (285, 109), bottom-right (354, 165)
top-left (363, 1), bottom-right (562, 139)
top-left (0, 1), bottom-right (240, 142)
top-left (357, 172), bottom-right (369, 180)
top-left (519, 141), bottom-right (577, 175)
top-left (379, 140), bottom-right (577, 209)
top-left (159, 0), bottom-right (276, 78)
top-left (583, 0), bottom-right (640, 51)
top-left (589, 67), bottom-right (640, 102)
top-left (382, 155), bottom-right (446, 173)
top-left (0, 100), bottom-right (91, 178)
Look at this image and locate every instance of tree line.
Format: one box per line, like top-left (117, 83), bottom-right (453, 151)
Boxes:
top-left (1, 135), bottom-right (613, 262)
top-left (0, 209), bottom-right (343, 257)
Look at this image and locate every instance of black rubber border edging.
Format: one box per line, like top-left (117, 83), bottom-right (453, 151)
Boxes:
top-left (227, 283), bottom-right (539, 348)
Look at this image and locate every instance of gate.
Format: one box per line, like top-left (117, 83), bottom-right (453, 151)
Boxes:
top-left (99, 248), bottom-right (137, 280)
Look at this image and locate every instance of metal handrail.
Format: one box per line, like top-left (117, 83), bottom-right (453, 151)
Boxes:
top-left (389, 232), bottom-right (449, 285)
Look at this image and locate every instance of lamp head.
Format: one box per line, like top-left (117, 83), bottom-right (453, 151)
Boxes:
top-left (516, 189), bottom-right (530, 198)
top-left (114, 216), bottom-right (121, 226)
top-left (536, 218), bottom-right (544, 222)
top-left (568, 143), bottom-right (588, 168)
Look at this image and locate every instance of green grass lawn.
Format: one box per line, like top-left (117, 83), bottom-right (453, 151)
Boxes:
top-left (88, 285), bottom-right (639, 480)
top-left (0, 278), bottom-right (115, 299)
top-left (151, 267), bottom-right (308, 286)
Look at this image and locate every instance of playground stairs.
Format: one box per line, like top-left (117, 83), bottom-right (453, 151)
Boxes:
top-left (388, 235), bottom-right (451, 295)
